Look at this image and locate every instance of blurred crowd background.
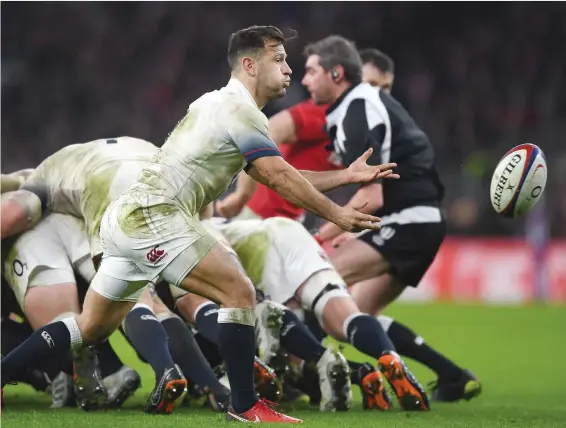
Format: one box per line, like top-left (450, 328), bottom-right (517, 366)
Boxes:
top-left (2, 2), bottom-right (565, 237)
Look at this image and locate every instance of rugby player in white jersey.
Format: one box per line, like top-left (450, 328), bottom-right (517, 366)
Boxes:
top-left (0, 25), bottom-right (399, 424)
top-left (2, 211), bottom-right (141, 410)
top-left (1, 139), bottom-right (270, 415)
top-left (3, 175), bottom-right (233, 413)
top-left (0, 138), bottom-right (197, 414)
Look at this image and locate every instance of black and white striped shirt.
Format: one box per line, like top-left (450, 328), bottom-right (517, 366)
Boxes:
top-left (325, 83), bottom-right (444, 215)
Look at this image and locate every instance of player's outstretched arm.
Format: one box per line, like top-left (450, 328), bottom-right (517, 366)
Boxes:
top-left (248, 156), bottom-right (381, 232)
top-left (297, 148), bottom-right (398, 193)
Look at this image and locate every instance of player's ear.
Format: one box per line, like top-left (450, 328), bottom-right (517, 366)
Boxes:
top-left (241, 55), bottom-right (257, 77)
top-left (331, 65), bottom-right (345, 83)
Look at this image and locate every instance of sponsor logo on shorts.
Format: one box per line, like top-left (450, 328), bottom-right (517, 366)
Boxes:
top-left (146, 246), bottom-right (167, 264)
top-left (372, 226), bottom-right (396, 247)
top-left (41, 331), bottom-right (55, 348)
top-left (281, 321), bottom-right (296, 337)
top-left (140, 314), bottom-right (159, 322)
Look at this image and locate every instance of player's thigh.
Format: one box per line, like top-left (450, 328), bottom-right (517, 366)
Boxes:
top-left (348, 274), bottom-right (406, 315)
top-left (263, 217), bottom-right (337, 304)
top-left (24, 281), bottom-right (80, 330)
top-left (84, 256), bottom-right (150, 343)
top-left (54, 213), bottom-right (97, 283)
top-left (3, 216), bottom-right (80, 321)
top-left (329, 236), bottom-right (390, 286)
top-left (176, 242), bottom-right (256, 309)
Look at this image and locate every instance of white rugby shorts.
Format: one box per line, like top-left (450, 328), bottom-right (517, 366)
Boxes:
top-left (3, 213), bottom-right (95, 309)
top-left (94, 197), bottom-right (217, 302)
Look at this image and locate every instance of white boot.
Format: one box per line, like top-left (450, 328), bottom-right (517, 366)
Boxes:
top-left (255, 300), bottom-right (284, 365)
top-left (316, 345), bottom-right (352, 412)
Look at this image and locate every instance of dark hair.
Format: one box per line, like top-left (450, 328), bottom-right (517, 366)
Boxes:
top-left (303, 35), bottom-right (363, 84)
top-left (359, 48), bottom-right (395, 74)
top-left (227, 25), bottom-right (296, 70)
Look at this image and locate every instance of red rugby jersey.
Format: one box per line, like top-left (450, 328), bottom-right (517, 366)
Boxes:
top-left (247, 99), bottom-right (341, 219)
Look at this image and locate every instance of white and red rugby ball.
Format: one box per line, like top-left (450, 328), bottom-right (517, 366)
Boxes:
top-left (490, 143), bottom-right (547, 218)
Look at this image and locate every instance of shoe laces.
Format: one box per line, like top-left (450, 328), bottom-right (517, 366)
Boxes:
top-left (257, 398), bottom-right (283, 416)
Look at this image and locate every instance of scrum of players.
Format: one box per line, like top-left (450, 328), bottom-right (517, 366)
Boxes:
top-left (0, 26), bottom-right (482, 423)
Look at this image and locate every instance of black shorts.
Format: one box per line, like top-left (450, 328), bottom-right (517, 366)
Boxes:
top-left (358, 207), bottom-right (446, 287)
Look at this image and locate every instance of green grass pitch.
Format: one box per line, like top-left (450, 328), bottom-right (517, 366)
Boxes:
top-left (3, 303), bottom-right (566, 427)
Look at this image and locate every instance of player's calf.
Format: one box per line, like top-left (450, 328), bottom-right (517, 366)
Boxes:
top-left (176, 244), bottom-right (258, 415)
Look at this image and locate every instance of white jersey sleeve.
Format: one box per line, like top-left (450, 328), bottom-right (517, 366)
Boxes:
top-left (225, 102), bottom-right (282, 164)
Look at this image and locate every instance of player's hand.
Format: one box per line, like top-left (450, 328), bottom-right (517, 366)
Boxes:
top-left (347, 148), bottom-right (399, 184)
top-left (215, 193), bottom-right (246, 218)
top-left (330, 201), bottom-right (381, 233)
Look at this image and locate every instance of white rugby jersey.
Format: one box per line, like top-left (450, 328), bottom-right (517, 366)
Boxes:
top-left (127, 78), bottom-right (282, 217)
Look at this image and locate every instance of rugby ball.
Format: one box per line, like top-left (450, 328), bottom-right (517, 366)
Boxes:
top-left (490, 143), bottom-right (547, 218)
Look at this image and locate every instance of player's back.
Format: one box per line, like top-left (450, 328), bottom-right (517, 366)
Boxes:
top-left (129, 80), bottom-right (262, 216)
top-left (27, 137), bottom-right (157, 241)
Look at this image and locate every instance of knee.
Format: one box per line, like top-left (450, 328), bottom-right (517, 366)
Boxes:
top-left (222, 274), bottom-right (256, 309)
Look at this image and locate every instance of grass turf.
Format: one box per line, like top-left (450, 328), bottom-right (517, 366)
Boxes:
top-left (3, 303), bottom-right (565, 427)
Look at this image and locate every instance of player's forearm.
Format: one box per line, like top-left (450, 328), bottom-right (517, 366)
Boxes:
top-left (347, 183), bottom-right (383, 214)
top-left (297, 169), bottom-right (352, 193)
top-left (317, 184), bottom-right (382, 241)
top-left (235, 171), bottom-right (258, 202)
top-left (263, 168), bottom-right (340, 222)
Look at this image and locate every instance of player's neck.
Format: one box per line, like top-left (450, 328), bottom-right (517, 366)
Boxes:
top-left (231, 75), bottom-right (268, 109)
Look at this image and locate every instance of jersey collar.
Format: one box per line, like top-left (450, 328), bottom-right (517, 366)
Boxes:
top-left (227, 78), bottom-right (258, 108)
top-left (325, 82), bottom-right (362, 115)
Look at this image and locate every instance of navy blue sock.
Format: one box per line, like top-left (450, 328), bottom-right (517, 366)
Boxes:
top-left (95, 339), bottom-right (124, 378)
top-left (280, 310), bottom-right (326, 363)
top-left (1, 321), bottom-right (75, 386)
top-left (194, 302), bottom-right (220, 344)
top-left (161, 316), bottom-right (225, 395)
top-left (388, 320), bottom-right (462, 380)
top-left (123, 307), bottom-right (176, 380)
top-left (304, 310), bottom-right (328, 342)
top-left (216, 308), bottom-right (257, 413)
top-left (346, 314), bottom-right (395, 359)
top-left (348, 361), bottom-right (364, 385)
